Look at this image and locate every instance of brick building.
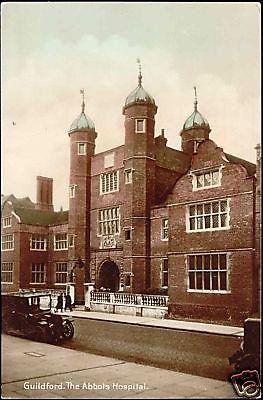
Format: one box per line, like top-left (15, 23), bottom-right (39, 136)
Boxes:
top-left (1, 70), bottom-right (261, 325)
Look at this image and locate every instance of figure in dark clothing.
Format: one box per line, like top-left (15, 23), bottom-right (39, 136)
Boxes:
top-left (55, 293), bottom-right (63, 312)
top-left (65, 294), bottom-right (72, 311)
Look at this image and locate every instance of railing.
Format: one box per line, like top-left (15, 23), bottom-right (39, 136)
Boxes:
top-left (91, 291), bottom-right (111, 303)
top-left (90, 291), bottom-right (169, 308)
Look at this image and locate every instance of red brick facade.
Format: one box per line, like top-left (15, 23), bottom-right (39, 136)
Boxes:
top-left (1, 78), bottom-right (260, 325)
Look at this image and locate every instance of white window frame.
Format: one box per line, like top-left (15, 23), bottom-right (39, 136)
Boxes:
top-left (187, 253), bottom-right (230, 293)
top-left (124, 168), bottom-right (133, 184)
top-left (55, 262), bottom-right (68, 284)
top-left (1, 234), bottom-right (14, 251)
top-left (124, 228), bottom-right (132, 241)
top-left (30, 263), bottom-right (46, 284)
top-left (161, 258), bottom-right (169, 288)
top-left (161, 218), bottom-right (169, 241)
top-left (77, 142), bottom-right (87, 155)
top-left (2, 216), bottom-right (12, 228)
top-left (98, 207), bottom-right (120, 237)
top-left (186, 199), bottom-right (230, 232)
top-left (68, 234), bottom-right (75, 248)
top-left (135, 118), bottom-right (146, 133)
top-left (54, 233), bottom-right (68, 251)
top-left (1, 262), bottom-right (14, 284)
top-left (69, 184), bottom-right (77, 198)
top-left (191, 166), bottom-right (223, 191)
top-left (100, 170), bottom-right (119, 194)
top-left (30, 235), bottom-right (47, 251)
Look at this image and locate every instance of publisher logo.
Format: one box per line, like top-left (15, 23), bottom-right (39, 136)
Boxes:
top-left (230, 370), bottom-right (261, 398)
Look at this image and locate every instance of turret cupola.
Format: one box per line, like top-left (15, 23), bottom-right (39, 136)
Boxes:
top-left (181, 87), bottom-right (210, 155)
top-left (123, 59), bottom-right (156, 111)
top-left (68, 89), bottom-right (95, 134)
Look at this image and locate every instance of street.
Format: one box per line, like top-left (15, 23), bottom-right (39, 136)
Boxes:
top-left (1, 334), bottom-right (238, 399)
top-left (58, 313), bottom-right (242, 381)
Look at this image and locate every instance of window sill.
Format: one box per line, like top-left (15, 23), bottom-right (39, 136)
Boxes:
top-left (29, 283), bottom-right (46, 285)
top-left (30, 249), bottom-right (47, 252)
top-left (187, 289), bottom-right (230, 294)
top-left (100, 189), bottom-right (119, 195)
top-left (193, 184), bottom-right (221, 191)
top-left (54, 248), bottom-right (68, 251)
top-left (186, 226), bottom-right (230, 233)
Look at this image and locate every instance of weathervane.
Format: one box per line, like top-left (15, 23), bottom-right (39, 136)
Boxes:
top-left (194, 86), bottom-right (198, 111)
top-left (137, 58), bottom-right (142, 85)
top-left (80, 89), bottom-right (85, 113)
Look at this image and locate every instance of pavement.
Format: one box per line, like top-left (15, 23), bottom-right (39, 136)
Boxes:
top-left (1, 334), bottom-right (239, 399)
top-left (57, 307), bottom-right (244, 338)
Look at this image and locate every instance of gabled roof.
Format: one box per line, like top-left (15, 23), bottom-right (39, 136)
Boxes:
top-left (1, 194), bottom-right (36, 211)
top-left (13, 206), bottom-right (68, 226)
top-left (2, 194), bottom-right (68, 226)
top-left (225, 153), bottom-right (256, 177)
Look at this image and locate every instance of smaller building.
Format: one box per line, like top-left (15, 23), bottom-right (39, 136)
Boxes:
top-left (1, 177), bottom-right (69, 294)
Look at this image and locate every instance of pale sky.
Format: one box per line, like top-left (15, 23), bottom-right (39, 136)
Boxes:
top-left (1, 2), bottom-right (261, 210)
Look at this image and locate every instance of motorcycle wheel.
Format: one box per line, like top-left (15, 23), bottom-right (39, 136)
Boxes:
top-left (62, 321), bottom-right (74, 340)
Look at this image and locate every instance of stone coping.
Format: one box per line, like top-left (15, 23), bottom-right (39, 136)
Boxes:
top-left (58, 308), bottom-right (244, 337)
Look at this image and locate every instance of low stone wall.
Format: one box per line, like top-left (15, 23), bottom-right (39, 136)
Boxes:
top-left (90, 302), bottom-right (167, 319)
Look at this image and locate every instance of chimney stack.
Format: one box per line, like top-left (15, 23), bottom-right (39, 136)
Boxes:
top-left (36, 176), bottom-right (54, 211)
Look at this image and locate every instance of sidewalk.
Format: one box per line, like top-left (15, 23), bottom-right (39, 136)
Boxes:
top-left (2, 334), bottom-right (238, 399)
top-left (58, 307), bottom-right (244, 337)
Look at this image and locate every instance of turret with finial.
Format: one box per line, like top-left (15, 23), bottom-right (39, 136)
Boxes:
top-left (194, 86), bottom-right (198, 112)
top-left (68, 88), bottom-right (95, 133)
top-left (137, 58), bottom-right (142, 86)
top-left (123, 58), bottom-right (156, 108)
top-left (80, 88), bottom-right (85, 113)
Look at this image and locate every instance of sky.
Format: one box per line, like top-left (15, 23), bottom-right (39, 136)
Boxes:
top-left (1, 2), bottom-right (261, 210)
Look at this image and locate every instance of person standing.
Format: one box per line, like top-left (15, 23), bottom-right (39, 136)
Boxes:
top-left (55, 292), bottom-right (63, 313)
top-left (65, 293), bottom-right (72, 311)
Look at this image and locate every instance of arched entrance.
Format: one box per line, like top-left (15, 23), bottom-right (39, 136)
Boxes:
top-left (98, 260), bottom-right (119, 292)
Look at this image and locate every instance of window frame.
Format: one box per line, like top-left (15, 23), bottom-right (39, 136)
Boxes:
top-left (191, 166), bottom-right (223, 191)
top-left (161, 218), bottom-right (169, 241)
top-left (135, 118), bottom-right (146, 133)
top-left (30, 263), bottom-right (46, 284)
top-left (55, 262), bottom-right (68, 285)
top-left (2, 216), bottom-right (12, 228)
top-left (161, 258), bottom-right (169, 288)
top-left (54, 233), bottom-right (68, 251)
top-left (68, 234), bottom-right (75, 248)
top-left (1, 262), bottom-right (14, 284)
top-left (30, 235), bottom-right (47, 251)
top-left (100, 170), bottom-right (119, 195)
top-left (124, 168), bottom-right (133, 184)
top-left (77, 142), bottom-right (87, 156)
top-left (69, 184), bottom-right (77, 199)
top-left (124, 228), bottom-right (132, 241)
top-left (187, 253), bottom-right (230, 293)
top-left (97, 207), bottom-right (120, 237)
top-left (1, 234), bottom-right (14, 251)
top-left (186, 199), bottom-right (230, 233)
